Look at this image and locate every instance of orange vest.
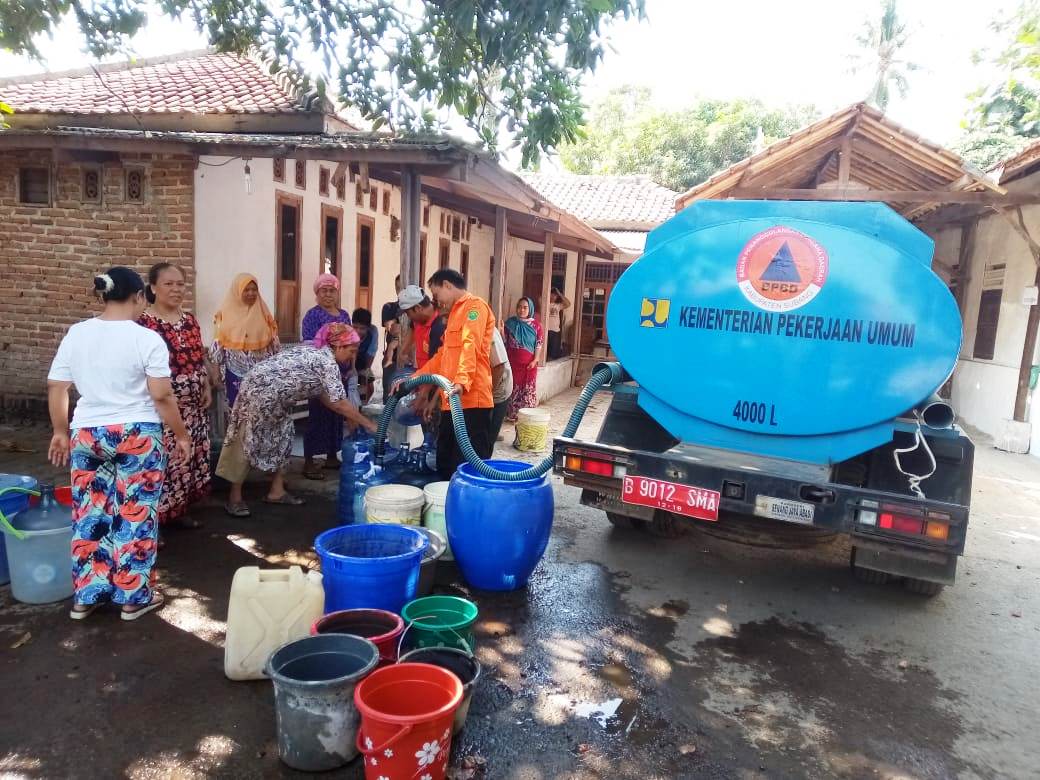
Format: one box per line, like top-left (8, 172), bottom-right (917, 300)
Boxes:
top-left (414, 292), bottom-right (495, 410)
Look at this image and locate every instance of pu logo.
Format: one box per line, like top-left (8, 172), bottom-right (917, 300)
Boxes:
top-left (640, 298), bottom-right (670, 328)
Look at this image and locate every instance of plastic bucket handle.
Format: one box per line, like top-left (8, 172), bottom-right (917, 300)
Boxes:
top-left (396, 614), bottom-right (474, 659)
top-left (0, 486), bottom-right (41, 541)
top-left (355, 723), bottom-right (413, 756)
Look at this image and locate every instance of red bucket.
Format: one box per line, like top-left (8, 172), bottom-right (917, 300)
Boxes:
top-left (311, 609), bottom-right (405, 667)
top-left (354, 662), bottom-right (463, 780)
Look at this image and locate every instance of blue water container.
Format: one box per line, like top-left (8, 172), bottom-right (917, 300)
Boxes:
top-left (445, 460), bottom-right (554, 591)
top-left (337, 434), bottom-right (414, 524)
top-left (0, 474), bottom-right (39, 585)
top-left (314, 524), bottom-right (428, 613)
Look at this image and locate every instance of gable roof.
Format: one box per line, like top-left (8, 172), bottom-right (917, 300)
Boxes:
top-left (675, 103), bottom-right (1001, 221)
top-left (521, 173), bottom-right (677, 230)
top-left (994, 139), bottom-right (1040, 184)
top-left (0, 50), bottom-right (320, 116)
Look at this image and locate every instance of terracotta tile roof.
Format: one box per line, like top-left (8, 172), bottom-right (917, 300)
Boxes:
top-left (520, 173), bottom-right (678, 228)
top-left (0, 50), bottom-right (315, 115)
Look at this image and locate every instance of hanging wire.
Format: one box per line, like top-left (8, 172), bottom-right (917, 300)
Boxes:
top-left (892, 411), bottom-right (937, 499)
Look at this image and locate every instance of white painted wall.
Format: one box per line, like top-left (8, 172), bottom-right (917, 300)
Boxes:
top-left (927, 179), bottom-right (1040, 452)
top-left (195, 157), bottom-right (526, 382)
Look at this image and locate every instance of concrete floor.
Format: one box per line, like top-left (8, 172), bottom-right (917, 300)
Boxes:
top-left (0, 390), bottom-right (1037, 779)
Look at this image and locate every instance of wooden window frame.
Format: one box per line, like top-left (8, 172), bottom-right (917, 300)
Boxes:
top-left (355, 181), bottom-right (364, 206)
top-left (320, 203), bottom-right (344, 280)
top-left (356, 214), bottom-right (376, 312)
top-left (439, 237), bottom-right (451, 270)
top-left (18, 166), bottom-right (51, 205)
top-left (369, 187), bottom-right (378, 211)
top-left (420, 233), bottom-right (428, 286)
top-left (382, 189), bottom-right (390, 215)
top-left (334, 173), bottom-right (345, 201)
top-left (460, 243), bottom-right (470, 280)
top-left (319, 166), bottom-right (330, 196)
top-left (451, 216), bottom-right (461, 242)
top-left (294, 159), bottom-right (307, 190)
top-left (423, 205), bottom-right (430, 227)
top-left (973, 288), bottom-right (1002, 361)
top-left (275, 190), bottom-right (304, 341)
top-left (273, 157), bottom-right (285, 182)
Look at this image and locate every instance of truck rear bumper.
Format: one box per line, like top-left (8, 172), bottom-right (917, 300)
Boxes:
top-left (554, 436), bottom-right (969, 582)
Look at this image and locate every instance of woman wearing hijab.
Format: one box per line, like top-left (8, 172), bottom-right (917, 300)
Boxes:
top-left (210, 273), bottom-right (279, 411)
top-left (301, 273), bottom-right (356, 480)
top-left (216, 323), bottom-right (377, 517)
top-left (47, 266), bottom-right (190, 621)
top-left (504, 296), bottom-right (544, 422)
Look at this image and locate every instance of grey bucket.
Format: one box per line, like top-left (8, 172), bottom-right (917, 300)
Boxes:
top-left (398, 646), bottom-right (481, 734)
top-left (265, 633), bottom-right (379, 771)
top-left (416, 527), bottom-right (447, 597)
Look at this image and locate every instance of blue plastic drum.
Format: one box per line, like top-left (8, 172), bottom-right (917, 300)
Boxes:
top-left (445, 460), bottom-right (554, 591)
top-left (0, 475), bottom-right (39, 586)
top-left (315, 524), bottom-right (428, 614)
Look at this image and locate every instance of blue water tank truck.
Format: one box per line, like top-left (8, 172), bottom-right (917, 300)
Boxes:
top-left (552, 201), bottom-right (973, 596)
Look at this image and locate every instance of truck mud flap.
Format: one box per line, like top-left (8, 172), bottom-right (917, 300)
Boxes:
top-left (852, 537), bottom-right (957, 585)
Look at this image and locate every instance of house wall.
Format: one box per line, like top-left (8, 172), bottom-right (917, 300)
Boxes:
top-left (194, 156), bottom-right (500, 381)
top-left (927, 178), bottom-right (1040, 450)
top-left (0, 150), bottom-right (195, 411)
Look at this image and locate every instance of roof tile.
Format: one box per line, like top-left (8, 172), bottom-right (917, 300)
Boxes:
top-left (0, 51), bottom-right (307, 116)
top-left (521, 173), bottom-right (677, 227)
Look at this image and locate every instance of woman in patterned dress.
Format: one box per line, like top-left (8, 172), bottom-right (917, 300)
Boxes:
top-left (301, 273), bottom-right (358, 480)
top-left (138, 262), bottom-right (214, 531)
top-left (210, 273), bottom-right (279, 412)
top-left (216, 323), bottom-right (377, 517)
top-left (504, 297), bottom-right (544, 421)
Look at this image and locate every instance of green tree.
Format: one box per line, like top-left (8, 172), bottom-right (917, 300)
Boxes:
top-left (958, 1), bottom-right (1040, 168)
top-left (558, 89), bottom-right (817, 191)
top-left (850, 0), bottom-right (921, 111)
top-left (0, 0), bottom-right (644, 166)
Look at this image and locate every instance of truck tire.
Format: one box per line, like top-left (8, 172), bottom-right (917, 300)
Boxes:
top-left (904, 577), bottom-right (944, 597)
top-left (606, 512), bottom-right (641, 530)
top-left (852, 565), bottom-right (889, 585)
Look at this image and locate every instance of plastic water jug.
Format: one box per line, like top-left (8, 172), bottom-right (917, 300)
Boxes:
top-left (3, 483), bottom-right (74, 604)
top-left (338, 433), bottom-right (406, 525)
top-left (0, 474), bottom-right (38, 585)
top-left (224, 566), bottom-right (325, 681)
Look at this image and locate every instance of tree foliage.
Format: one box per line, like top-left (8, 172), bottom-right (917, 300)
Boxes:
top-left (958, 1), bottom-right (1040, 169)
top-left (0, 0), bottom-right (645, 166)
top-left (850, 0), bottom-right (920, 112)
top-left (558, 87), bottom-right (818, 192)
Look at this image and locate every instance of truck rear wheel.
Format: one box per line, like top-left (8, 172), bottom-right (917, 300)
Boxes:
top-left (904, 577), bottom-right (944, 597)
top-left (606, 512), bottom-right (641, 530)
top-left (605, 511), bottom-right (688, 538)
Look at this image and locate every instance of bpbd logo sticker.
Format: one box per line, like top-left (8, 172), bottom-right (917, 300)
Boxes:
top-left (640, 298), bottom-right (670, 328)
top-left (736, 226), bottom-right (829, 312)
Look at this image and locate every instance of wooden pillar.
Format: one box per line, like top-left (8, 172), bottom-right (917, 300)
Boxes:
top-left (1014, 265), bottom-right (1040, 422)
top-left (955, 220), bottom-right (976, 316)
top-left (399, 167), bottom-right (422, 285)
top-left (539, 231), bottom-right (554, 366)
top-left (837, 137), bottom-right (852, 186)
top-left (570, 251), bottom-right (586, 387)
top-left (491, 207), bottom-right (507, 321)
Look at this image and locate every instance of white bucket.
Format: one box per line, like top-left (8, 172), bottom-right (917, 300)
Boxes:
top-left (515, 407), bottom-right (551, 452)
top-left (422, 481), bottom-right (453, 561)
top-left (364, 484), bottom-right (425, 525)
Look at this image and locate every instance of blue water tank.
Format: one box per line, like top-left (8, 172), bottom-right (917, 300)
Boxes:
top-left (607, 201), bottom-right (962, 464)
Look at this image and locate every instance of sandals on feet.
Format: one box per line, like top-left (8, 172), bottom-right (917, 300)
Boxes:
top-left (303, 464), bottom-right (326, 481)
top-left (263, 492), bottom-right (305, 506)
top-left (70, 602), bottom-right (102, 621)
top-left (225, 501), bottom-right (251, 518)
top-left (121, 591), bottom-right (165, 621)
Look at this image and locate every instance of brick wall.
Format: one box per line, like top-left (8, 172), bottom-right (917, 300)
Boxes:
top-left (0, 150), bottom-right (195, 415)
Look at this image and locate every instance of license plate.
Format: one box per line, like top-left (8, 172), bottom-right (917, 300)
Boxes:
top-left (622, 475), bottom-right (720, 522)
top-left (754, 495), bottom-right (815, 525)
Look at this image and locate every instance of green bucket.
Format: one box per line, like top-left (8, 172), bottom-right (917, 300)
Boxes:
top-left (400, 595), bottom-right (478, 653)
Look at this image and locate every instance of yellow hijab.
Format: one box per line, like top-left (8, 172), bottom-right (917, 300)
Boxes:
top-left (213, 273), bottom-right (278, 351)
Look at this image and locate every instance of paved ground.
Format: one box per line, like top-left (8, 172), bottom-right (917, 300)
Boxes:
top-left (1, 389), bottom-right (1038, 779)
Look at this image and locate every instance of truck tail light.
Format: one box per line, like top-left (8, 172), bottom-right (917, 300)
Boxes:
top-left (870, 504), bottom-right (951, 542)
top-left (562, 450), bottom-right (627, 479)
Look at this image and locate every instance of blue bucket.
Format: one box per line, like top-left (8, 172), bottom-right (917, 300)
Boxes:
top-left (0, 475), bottom-right (39, 586)
top-left (315, 524), bottom-right (428, 614)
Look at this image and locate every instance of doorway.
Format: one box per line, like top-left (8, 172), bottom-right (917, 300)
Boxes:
top-left (321, 204), bottom-right (343, 277)
top-left (355, 215), bottom-right (375, 311)
top-left (275, 192), bottom-right (302, 340)
top-left (523, 250), bottom-right (567, 317)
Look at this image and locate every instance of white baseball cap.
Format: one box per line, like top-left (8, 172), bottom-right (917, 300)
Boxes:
top-left (398, 285), bottom-right (426, 310)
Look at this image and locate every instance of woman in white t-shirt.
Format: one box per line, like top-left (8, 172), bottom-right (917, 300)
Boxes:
top-left (47, 267), bottom-right (190, 622)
